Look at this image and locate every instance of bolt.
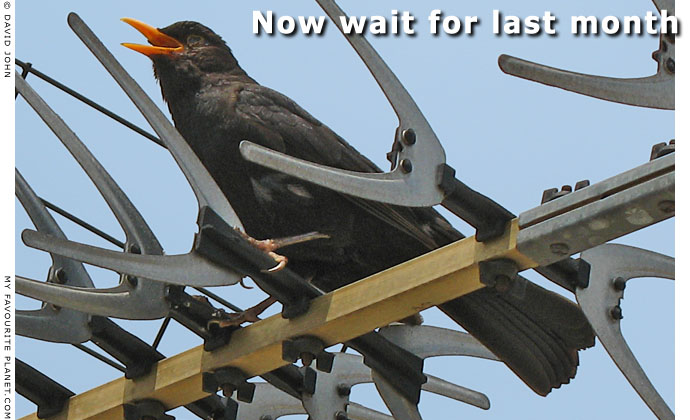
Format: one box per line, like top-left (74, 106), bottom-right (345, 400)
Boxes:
top-left (401, 128), bottom-right (416, 145)
top-left (550, 243), bottom-right (570, 256)
top-left (574, 180), bottom-right (590, 191)
top-left (221, 383), bottom-right (236, 397)
top-left (400, 159), bottom-right (413, 173)
top-left (658, 200), bottom-right (674, 214)
top-left (494, 274), bottom-right (512, 293)
top-left (126, 275), bottom-right (138, 287)
top-left (336, 383), bottom-right (351, 397)
top-left (128, 243), bottom-right (142, 254)
top-left (54, 268), bottom-right (67, 284)
top-left (300, 352), bottom-right (315, 367)
top-left (612, 277), bottom-right (626, 291)
top-left (610, 305), bottom-right (623, 320)
top-left (335, 411), bottom-right (348, 420)
top-left (665, 58), bottom-right (675, 74)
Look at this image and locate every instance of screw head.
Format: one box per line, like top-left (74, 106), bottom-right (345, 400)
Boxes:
top-left (400, 159), bottom-right (413, 173)
top-left (665, 58), bottom-right (675, 74)
top-left (336, 383), bottom-right (351, 397)
top-left (126, 275), bottom-right (138, 287)
top-left (612, 277), bottom-right (626, 291)
top-left (401, 128), bottom-right (416, 145)
top-left (610, 305), bottom-right (623, 320)
top-left (54, 268), bottom-right (67, 284)
top-left (550, 243), bottom-right (570, 256)
top-left (658, 200), bottom-right (675, 214)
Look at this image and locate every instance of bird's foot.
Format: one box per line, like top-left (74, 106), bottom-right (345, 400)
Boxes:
top-left (235, 228), bottom-right (330, 273)
top-left (208, 296), bottom-right (278, 328)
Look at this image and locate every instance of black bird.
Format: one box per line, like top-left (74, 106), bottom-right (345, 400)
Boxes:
top-left (122, 18), bottom-right (595, 396)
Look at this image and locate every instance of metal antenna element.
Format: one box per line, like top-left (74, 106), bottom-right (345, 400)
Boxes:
top-left (16, 67), bottom-right (241, 289)
top-left (499, 0), bottom-right (675, 109)
top-left (240, 0), bottom-right (514, 242)
top-left (16, 73), bottom-right (172, 318)
top-left (15, 169), bottom-right (93, 343)
top-left (67, 13), bottom-right (242, 230)
top-left (238, 326), bottom-right (497, 420)
top-left (579, 244), bottom-right (674, 420)
top-left (517, 154), bottom-right (674, 267)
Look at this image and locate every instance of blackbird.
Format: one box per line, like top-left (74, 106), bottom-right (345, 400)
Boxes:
top-left (122, 18), bottom-right (595, 396)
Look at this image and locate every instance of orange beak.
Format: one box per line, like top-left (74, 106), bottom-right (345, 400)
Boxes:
top-left (121, 17), bottom-right (183, 57)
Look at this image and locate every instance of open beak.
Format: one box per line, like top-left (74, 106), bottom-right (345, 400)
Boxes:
top-left (121, 17), bottom-right (183, 57)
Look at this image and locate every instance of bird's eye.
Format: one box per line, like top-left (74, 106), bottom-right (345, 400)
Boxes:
top-left (187, 34), bottom-right (205, 46)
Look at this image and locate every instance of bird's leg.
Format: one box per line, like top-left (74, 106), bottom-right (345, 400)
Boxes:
top-left (208, 296), bottom-right (278, 328)
top-left (235, 228), bottom-right (330, 273)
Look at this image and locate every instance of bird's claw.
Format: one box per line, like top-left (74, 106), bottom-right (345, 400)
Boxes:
top-left (207, 296), bottom-right (278, 328)
top-left (263, 252), bottom-right (287, 273)
top-left (234, 228), bottom-right (329, 273)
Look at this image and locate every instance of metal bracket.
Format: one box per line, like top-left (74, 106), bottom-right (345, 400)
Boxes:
top-left (518, 154), bottom-right (674, 267)
top-left (578, 244), bottom-right (674, 420)
top-left (499, 0), bottom-right (674, 109)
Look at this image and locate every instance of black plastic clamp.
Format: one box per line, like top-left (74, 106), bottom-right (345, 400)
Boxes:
top-left (347, 331), bottom-right (427, 405)
top-left (438, 164), bottom-right (515, 242)
top-left (194, 207), bottom-right (320, 319)
top-left (88, 316), bottom-right (164, 379)
top-left (262, 365), bottom-right (317, 397)
top-left (479, 258), bottom-right (520, 292)
top-left (185, 395), bottom-right (238, 420)
top-left (165, 286), bottom-right (237, 351)
top-left (536, 258), bottom-right (591, 292)
top-left (123, 399), bottom-right (174, 420)
top-left (16, 360), bottom-right (75, 419)
top-left (282, 335), bottom-right (334, 372)
top-left (202, 367), bottom-right (256, 403)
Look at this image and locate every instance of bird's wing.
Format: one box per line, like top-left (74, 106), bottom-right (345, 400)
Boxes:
top-left (235, 84), bottom-right (463, 249)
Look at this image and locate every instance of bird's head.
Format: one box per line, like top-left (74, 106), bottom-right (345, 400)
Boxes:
top-left (122, 18), bottom-right (247, 100)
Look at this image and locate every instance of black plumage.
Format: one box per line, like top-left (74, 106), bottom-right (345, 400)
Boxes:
top-left (124, 19), bottom-right (595, 396)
